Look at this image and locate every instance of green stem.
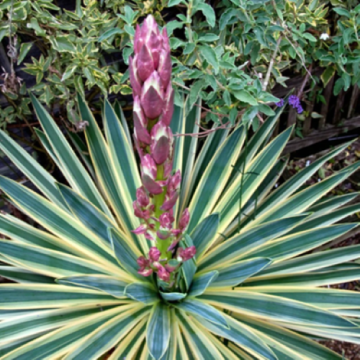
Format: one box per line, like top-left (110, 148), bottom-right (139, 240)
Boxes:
top-left (153, 164), bottom-right (171, 259)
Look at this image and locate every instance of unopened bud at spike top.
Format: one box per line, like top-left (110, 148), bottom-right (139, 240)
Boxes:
top-left (141, 71), bottom-right (164, 119)
top-left (129, 56), bottom-right (142, 97)
top-left (148, 31), bottom-right (162, 68)
top-left (159, 84), bottom-right (174, 126)
top-left (161, 27), bottom-right (170, 53)
top-left (158, 49), bottom-right (172, 90)
top-left (137, 45), bottom-right (155, 82)
top-left (134, 24), bottom-right (143, 54)
top-left (133, 96), bottom-right (151, 144)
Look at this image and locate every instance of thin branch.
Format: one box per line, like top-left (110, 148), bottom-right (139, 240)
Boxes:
top-left (262, 36), bottom-right (282, 91)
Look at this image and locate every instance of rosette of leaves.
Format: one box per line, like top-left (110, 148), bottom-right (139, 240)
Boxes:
top-left (1, 96), bottom-right (360, 359)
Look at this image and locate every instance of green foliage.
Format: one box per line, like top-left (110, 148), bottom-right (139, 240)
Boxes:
top-left (0, 95), bottom-right (360, 358)
top-left (1, 0), bottom-right (359, 130)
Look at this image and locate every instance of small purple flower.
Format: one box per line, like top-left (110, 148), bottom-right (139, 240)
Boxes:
top-left (296, 105), bottom-right (304, 114)
top-left (289, 95), bottom-right (300, 108)
top-left (289, 95), bottom-right (303, 114)
top-left (275, 99), bottom-right (284, 107)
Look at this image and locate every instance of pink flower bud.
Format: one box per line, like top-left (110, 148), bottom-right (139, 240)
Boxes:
top-left (165, 264), bottom-right (177, 272)
top-left (142, 15), bottom-right (159, 38)
top-left (150, 122), bottom-right (172, 165)
top-left (141, 71), bottom-right (164, 119)
top-left (133, 97), bottom-right (151, 145)
top-left (141, 155), bottom-right (163, 194)
top-left (133, 134), bottom-right (145, 159)
top-left (145, 232), bottom-right (155, 241)
top-left (138, 268), bottom-right (153, 277)
top-left (136, 187), bottom-right (149, 207)
top-left (159, 83), bottom-right (174, 126)
top-left (158, 49), bottom-right (172, 89)
top-left (148, 31), bottom-right (162, 68)
top-left (132, 224), bottom-right (148, 235)
top-left (142, 175), bottom-right (163, 195)
top-left (161, 27), bottom-right (170, 53)
top-left (157, 229), bottom-right (171, 240)
top-left (165, 259), bottom-right (180, 272)
top-left (137, 256), bottom-right (149, 269)
top-left (170, 229), bottom-right (181, 237)
top-left (133, 202), bottom-right (152, 220)
top-left (177, 246), bottom-right (196, 262)
top-left (157, 265), bottom-right (170, 282)
top-left (159, 212), bottom-right (173, 229)
top-left (129, 56), bottom-right (142, 97)
top-left (133, 201), bottom-right (144, 219)
top-left (179, 208), bottom-right (190, 231)
top-left (169, 170), bottom-right (181, 191)
top-left (137, 45), bottom-right (155, 82)
top-left (141, 154), bottom-right (157, 180)
top-left (134, 25), bottom-right (143, 54)
top-left (161, 190), bottom-right (179, 211)
top-left (133, 96), bottom-right (147, 127)
top-left (149, 247), bottom-right (161, 262)
top-left (163, 159), bottom-right (173, 179)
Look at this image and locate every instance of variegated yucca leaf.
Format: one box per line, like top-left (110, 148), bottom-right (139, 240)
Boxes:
top-left (0, 96), bottom-right (359, 360)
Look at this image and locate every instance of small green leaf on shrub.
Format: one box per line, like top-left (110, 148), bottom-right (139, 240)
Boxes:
top-left (233, 90), bottom-right (257, 105)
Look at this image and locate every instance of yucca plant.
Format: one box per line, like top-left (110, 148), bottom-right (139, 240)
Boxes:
top-left (1, 15), bottom-right (360, 360)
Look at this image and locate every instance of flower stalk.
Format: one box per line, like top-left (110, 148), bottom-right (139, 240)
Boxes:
top-left (130, 15), bottom-right (195, 285)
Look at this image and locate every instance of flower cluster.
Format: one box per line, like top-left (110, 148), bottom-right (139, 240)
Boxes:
top-left (129, 15), bottom-right (195, 284)
top-left (288, 95), bottom-right (304, 114)
top-left (275, 96), bottom-right (303, 114)
top-left (275, 98), bottom-right (284, 107)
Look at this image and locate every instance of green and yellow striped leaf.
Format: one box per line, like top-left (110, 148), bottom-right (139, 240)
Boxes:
top-left (188, 125), bottom-right (246, 232)
top-left (64, 305), bottom-right (149, 360)
top-left (0, 176), bottom-right (120, 270)
top-left (0, 129), bottom-right (67, 210)
top-left (0, 305), bottom-right (110, 346)
top-left (0, 284), bottom-right (123, 309)
top-left (58, 183), bottom-right (117, 247)
top-left (147, 302), bottom-right (171, 360)
top-left (58, 274), bottom-right (128, 298)
top-left (177, 310), bottom-right (224, 360)
top-left (199, 215), bottom-right (307, 271)
top-left (30, 94), bottom-right (111, 218)
top-left (1, 305), bottom-right (134, 360)
top-left (193, 313), bottom-right (277, 360)
top-left (174, 299), bottom-right (228, 328)
top-left (0, 240), bottom-right (113, 279)
top-left (0, 266), bottom-right (53, 284)
top-left (210, 257), bottom-right (272, 288)
top-left (188, 270), bottom-right (218, 297)
top-left (258, 244), bottom-right (360, 276)
top-left (200, 290), bottom-right (357, 328)
top-left (125, 283), bottom-right (159, 304)
top-left (239, 316), bottom-right (342, 360)
top-left (215, 127), bottom-right (293, 235)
